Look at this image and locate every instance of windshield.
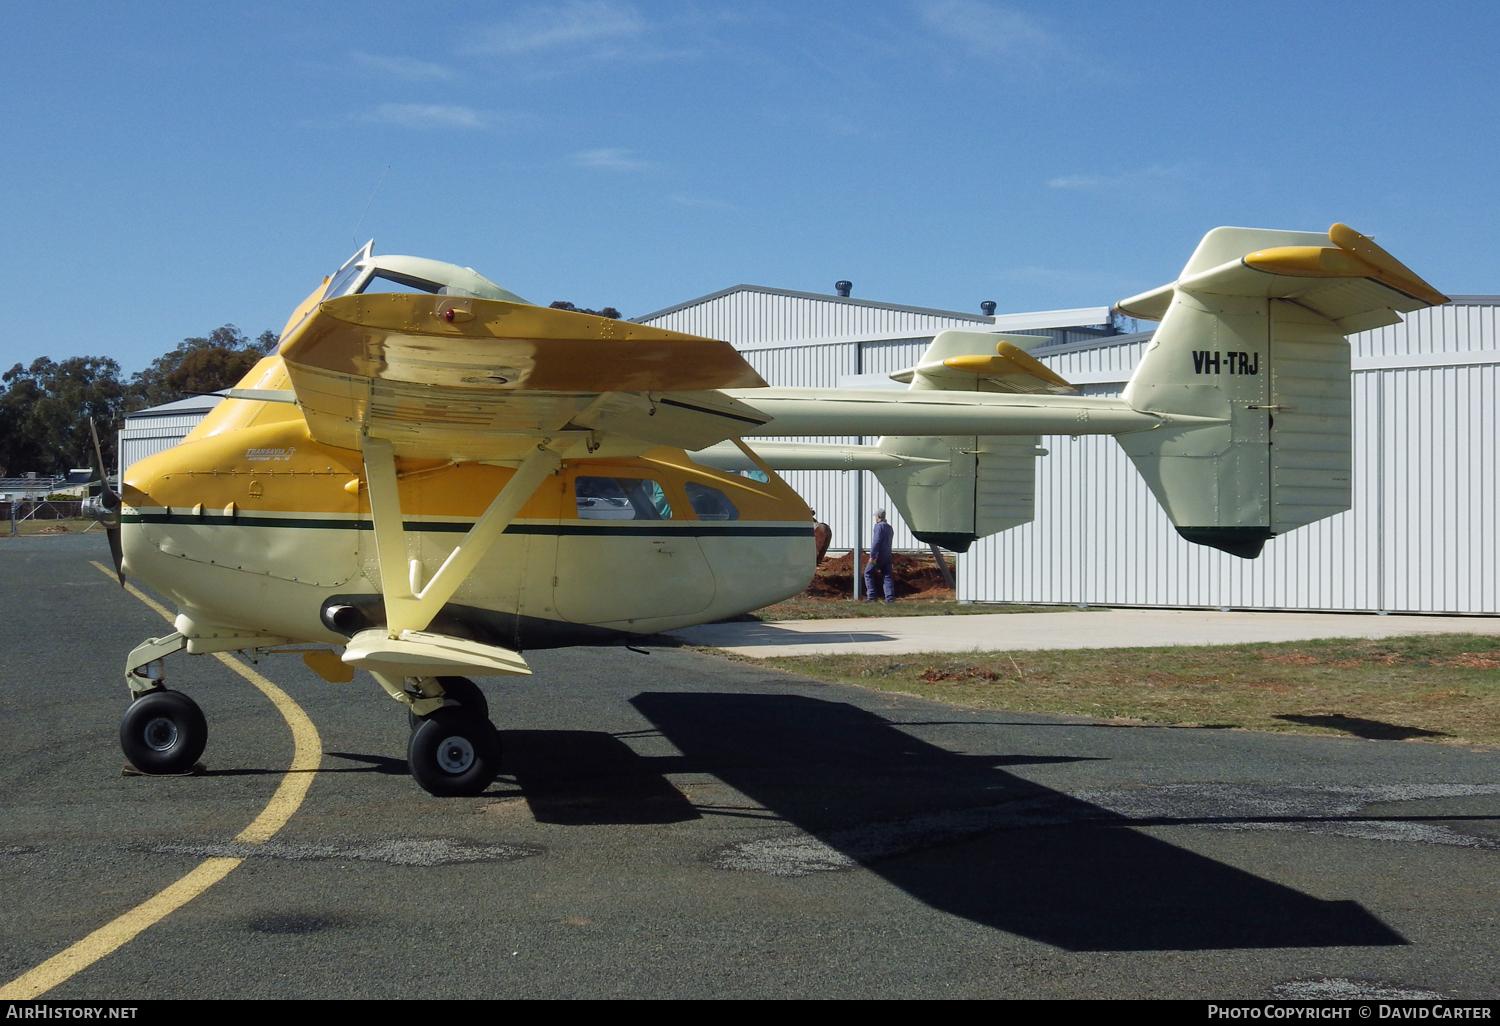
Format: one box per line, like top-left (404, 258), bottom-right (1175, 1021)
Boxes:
top-left (324, 255), bottom-right (369, 300)
top-left (321, 244), bottom-right (525, 305)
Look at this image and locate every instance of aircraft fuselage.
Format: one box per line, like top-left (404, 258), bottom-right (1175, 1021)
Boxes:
top-left (121, 407), bottom-right (816, 652)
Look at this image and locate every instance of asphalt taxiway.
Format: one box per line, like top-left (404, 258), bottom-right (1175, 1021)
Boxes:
top-left (3, 535), bottom-right (1499, 999)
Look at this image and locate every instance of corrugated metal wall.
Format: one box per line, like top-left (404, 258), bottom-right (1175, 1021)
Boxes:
top-left (1355, 300), bottom-right (1500, 359)
top-left (962, 301), bottom-right (1500, 614)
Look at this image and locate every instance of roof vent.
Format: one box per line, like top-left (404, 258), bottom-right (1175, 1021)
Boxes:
top-left (980, 300), bottom-right (997, 316)
top-left (834, 280), bottom-right (852, 298)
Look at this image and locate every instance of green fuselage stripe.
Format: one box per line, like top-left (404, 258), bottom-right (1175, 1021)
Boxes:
top-left (120, 512), bottom-right (811, 538)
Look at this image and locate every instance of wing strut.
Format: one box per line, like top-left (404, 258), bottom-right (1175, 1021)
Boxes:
top-left (363, 437), bottom-right (561, 637)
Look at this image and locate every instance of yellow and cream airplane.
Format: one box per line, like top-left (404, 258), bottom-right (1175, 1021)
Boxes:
top-left (100, 225), bottom-right (1446, 795)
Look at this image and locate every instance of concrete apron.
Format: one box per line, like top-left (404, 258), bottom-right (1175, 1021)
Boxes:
top-left (669, 608), bottom-right (1500, 658)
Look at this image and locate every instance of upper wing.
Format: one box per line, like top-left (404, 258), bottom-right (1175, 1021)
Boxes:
top-left (278, 293), bottom-right (769, 460)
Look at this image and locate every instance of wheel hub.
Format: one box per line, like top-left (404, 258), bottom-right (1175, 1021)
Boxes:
top-left (143, 716), bottom-right (179, 752)
top-left (436, 735), bottom-right (476, 774)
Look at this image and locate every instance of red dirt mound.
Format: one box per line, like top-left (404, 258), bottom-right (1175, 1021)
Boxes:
top-left (805, 551), bottom-right (955, 601)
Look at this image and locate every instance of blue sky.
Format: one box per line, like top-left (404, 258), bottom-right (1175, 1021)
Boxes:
top-left (2, 1), bottom-right (1496, 374)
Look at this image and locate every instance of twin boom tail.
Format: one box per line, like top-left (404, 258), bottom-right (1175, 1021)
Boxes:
top-left (717, 223), bottom-right (1447, 559)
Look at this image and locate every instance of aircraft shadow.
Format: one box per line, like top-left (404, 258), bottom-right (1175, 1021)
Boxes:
top-left (1274, 714), bottom-right (1448, 741)
top-left (630, 692), bottom-right (1406, 952)
top-left (885, 719), bottom-right (1235, 731)
top-left (323, 752), bottom-right (411, 774)
top-left (499, 729), bottom-right (701, 825)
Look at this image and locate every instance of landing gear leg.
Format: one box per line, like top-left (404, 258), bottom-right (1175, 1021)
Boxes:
top-left (405, 675), bottom-right (490, 730)
top-left (119, 631), bottom-right (206, 774)
top-left (367, 671), bottom-right (501, 796)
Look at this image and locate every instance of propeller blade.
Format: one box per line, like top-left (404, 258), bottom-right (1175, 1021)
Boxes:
top-left (87, 417), bottom-right (125, 585)
top-left (87, 418), bottom-right (120, 511)
top-left (106, 524), bottom-right (125, 587)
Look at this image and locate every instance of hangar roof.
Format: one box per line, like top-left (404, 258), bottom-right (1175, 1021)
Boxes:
top-left (635, 282), bottom-right (1115, 349)
top-left (634, 283), bottom-right (998, 325)
top-left (124, 392), bottom-right (224, 422)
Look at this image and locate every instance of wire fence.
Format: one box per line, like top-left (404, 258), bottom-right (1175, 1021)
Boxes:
top-left (1, 500), bottom-right (85, 523)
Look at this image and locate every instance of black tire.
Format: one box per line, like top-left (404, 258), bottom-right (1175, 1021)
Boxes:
top-left (408, 708), bottom-right (501, 797)
top-left (120, 690), bottom-right (207, 775)
top-left (407, 676), bottom-right (489, 730)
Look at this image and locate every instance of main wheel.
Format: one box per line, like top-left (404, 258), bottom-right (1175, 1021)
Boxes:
top-left (408, 708), bottom-right (501, 797)
top-left (407, 675), bottom-right (489, 731)
top-left (120, 690), bottom-right (207, 774)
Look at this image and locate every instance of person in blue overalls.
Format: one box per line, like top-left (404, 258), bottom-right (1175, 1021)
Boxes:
top-left (864, 508), bottom-right (896, 603)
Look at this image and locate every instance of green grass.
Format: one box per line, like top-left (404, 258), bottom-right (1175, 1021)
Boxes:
top-left (0, 517), bottom-right (100, 536)
top-left (746, 634), bottom-right (1500, 746)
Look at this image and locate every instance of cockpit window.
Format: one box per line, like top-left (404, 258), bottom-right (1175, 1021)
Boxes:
top-left (361, 270), bottom-right (444, 295)
top-left (326, 266), bottom-right (454, 300)
top-left (685, 482), bottom-right (739, 521)
top-left (321, 242), bottom-right (530, 306)
top-left (574, 477), bottom-right (673, 520)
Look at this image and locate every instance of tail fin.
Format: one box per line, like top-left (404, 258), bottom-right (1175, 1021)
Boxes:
top-left (1114, 223), bottom-right (1447, 558)
top-left (875, 331), bottom-right (1060, 551)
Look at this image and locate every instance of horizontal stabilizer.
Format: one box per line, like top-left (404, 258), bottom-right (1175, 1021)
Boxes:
top-left (1116, 223), bottom-right (1447, 334)
top-left (890, 330), bottom-right (1077, 394)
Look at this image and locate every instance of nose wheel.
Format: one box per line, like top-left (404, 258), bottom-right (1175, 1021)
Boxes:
top-left (408, 707), bottom-right (501, 797)
top-left (120, 689), bottom-right (208, 775)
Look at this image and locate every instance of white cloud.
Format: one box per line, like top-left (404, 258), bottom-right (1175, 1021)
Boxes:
top-left (1046, 164), bottom-right (1200, 190)
top-left (573, 148), bottom-right (654, 171)
top-left (918, 0), bottom-right (1059, 64)
top-left (350, 52), bottom-right (455, 81)
top-left (364, 104), bottom-right (485, 129)
top-left (470, 0), bottom-right (645, 56)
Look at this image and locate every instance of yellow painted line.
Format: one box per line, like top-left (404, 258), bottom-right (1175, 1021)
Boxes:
top-left (0, 563), bottom-right (323, 999)
top-left (214, 652), bottom-right (321, 844)
top-left (0, 858), bottom-right (244, 1000)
